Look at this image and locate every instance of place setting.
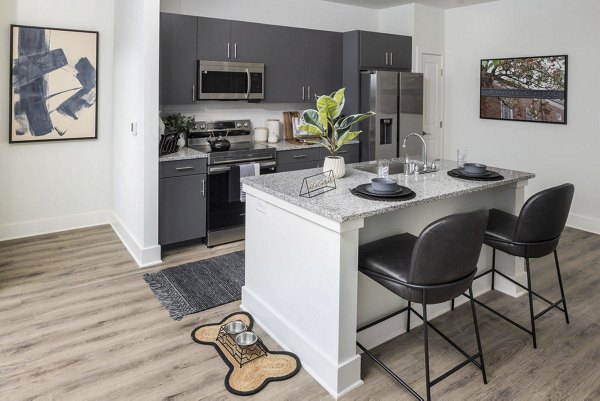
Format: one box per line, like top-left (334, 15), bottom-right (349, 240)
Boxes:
top-left (351, 176), bottom-right (416, 201)
top-left (448, 150), bottom-right (504, 181)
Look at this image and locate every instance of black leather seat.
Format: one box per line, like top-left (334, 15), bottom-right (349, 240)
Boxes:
top-left (356, 210), bottom-right (489, 401)
top-left (454, 183), bottom-right (574, 349)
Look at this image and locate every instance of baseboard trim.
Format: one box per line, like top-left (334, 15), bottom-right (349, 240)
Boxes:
top-left (567, 213), bottom-right (600, 235)
top-left (109, 212), bottom-right (162, 268)
top-left (0, 210), bottom-right (111, 242)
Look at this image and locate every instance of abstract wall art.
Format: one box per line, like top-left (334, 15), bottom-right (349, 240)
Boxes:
top-left (480, 55), bottom-right (567, 124)
top-left (9, 25), bottom-right (99, 143)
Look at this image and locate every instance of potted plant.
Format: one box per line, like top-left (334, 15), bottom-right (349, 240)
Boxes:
top-left (297, 88), bottom-right (374, 178)
top-left (160, 113), bottom-right (196, 155)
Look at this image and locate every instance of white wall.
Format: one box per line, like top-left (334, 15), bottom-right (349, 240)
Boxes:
top-left (444, 0), bottom-right (600, 233)
top-left (112, 0), bottom-right (161, 266)
top-left (413, 3), bottom-right (444, 69)
top-left (0, 0), bottom-right (114, 240)
top-left (379, 4), bottom-right (414, 36)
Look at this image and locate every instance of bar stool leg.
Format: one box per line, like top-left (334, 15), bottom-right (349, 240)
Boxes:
top-left (554, 250), bottom-right (570, 324)
top-left (491, 248), bottom-right (496, 291)
top-left (407, 301), bottom-right (411, 332)
top-left (450, 298), bottom-right (455, 311)
top-left (422, 292), bottom-right (431, 401)
top-left (469, 287), bottom-right (487, 384)
top-left (525, 257), bottom-right (537, 349)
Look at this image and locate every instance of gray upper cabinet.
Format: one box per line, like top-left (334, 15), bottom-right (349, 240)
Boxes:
top-left (358, 31), bottom-right (412, 70)
top-left (197, 16), bottom-right (232, 61)
top-left (262, 25), bottom-right (306, 103)
top-left (160, 13), bottom-right (198, 105)
top-left (229, 21), bottom-right (268, 62)
top-left (305, 30), bottom-right (343, 100)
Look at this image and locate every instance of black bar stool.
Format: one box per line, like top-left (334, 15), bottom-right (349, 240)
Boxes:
top-left (451, 183), bottom-right (574, 349)
top-left (357, 210), bottom-right (489, 401)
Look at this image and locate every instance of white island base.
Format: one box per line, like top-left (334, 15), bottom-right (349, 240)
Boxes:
top-left (242, 166), bottom-right (531, 398)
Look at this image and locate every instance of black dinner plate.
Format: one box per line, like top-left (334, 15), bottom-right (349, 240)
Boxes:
top-left (458, 168), bottom-right (493, 177)
top-left (448, 169), bottom-right (504, 181)
top-left (354, 184), bottom-right (414, 198)
top-left (365, 184), bottom-right (405, 195)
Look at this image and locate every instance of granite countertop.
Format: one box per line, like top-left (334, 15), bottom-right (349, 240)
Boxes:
top-left (159, 146), bottom-right (208, 162)
top-left (242, 160), bottom-right (535, 223)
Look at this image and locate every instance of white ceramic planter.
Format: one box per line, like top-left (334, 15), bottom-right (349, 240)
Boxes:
top-left (323, 156), bottom-right (346, 178)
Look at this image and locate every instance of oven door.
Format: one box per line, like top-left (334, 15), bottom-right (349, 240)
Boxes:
top-left (206, 160), bottom-right (276, 246)
top-left (198, 60), bottom-right (264, 100)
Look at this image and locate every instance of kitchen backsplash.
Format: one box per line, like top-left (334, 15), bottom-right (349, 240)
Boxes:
top-left (161, 102), bottom-right (308, 130)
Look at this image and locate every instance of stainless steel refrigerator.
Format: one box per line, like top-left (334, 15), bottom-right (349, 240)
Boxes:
top-left (359, 71), bottom-right (424, 161)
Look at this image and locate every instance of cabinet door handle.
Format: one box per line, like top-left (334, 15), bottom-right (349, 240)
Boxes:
top-left (227, 42), bottom-right (230, 59)
top-left (385, 52), bottom-right (389, 65)
top-left (201, 178), bottom-right (205, 197)
top-left (307, 86), bottom-right (311, 100)
top-left (302, 86), bottom-right (305, 101)
top-left (337, 150), bottom-right (348, 154)
top-left (234, 43), bottom-right (237, 59)
top-left (192, 84), bottom-right (195, 102)
top-left (293, 154), bottom-right (308, 159)
top-left (390, 52), bottom-right (393, 65)
top-left (175, 166), bottom-right (194, 171)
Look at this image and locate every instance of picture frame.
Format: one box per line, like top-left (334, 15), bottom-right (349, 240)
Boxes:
top-left (480, 55), bottom-right (568, 125)
top-left (9, 24), bottom-right (99, 143)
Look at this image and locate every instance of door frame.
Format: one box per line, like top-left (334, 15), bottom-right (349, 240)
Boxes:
top-left (416, 49), bottom-right (444, 160)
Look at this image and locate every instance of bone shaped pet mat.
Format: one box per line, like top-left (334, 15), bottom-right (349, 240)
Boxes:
top-left (191, 312), bottom-right (301, 396)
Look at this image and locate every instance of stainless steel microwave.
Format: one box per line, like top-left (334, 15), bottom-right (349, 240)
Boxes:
top-left (197, 60), bottom-right (265, 100)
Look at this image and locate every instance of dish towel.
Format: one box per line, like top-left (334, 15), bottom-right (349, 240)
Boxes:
top-left (240, 163), bottom-right (260, 202)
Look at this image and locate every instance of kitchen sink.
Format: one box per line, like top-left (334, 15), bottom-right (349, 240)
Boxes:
top-left (354, 161), bottom-right (411, 175)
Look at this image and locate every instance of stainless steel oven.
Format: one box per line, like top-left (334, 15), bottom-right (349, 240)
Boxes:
top-left (197, 60), bottom-right (265, 100)
top-left (207, 159), bottom-right (276, 247)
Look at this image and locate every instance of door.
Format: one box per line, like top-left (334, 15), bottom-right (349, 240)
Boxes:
top-left (359, 31), bottom-right (388, 69)
top-left (160, 13), bottom-right (197, 105)
top-left (421, 54), bottom-right (443, 159)
top-left (260, 25), bottom-right (306, 103)
top-left (305, 30), bottom-right (342, 100)
top-left (386, 35), bottom-right (412, 71)
top-left (159, 174), bottom-right (206, 245)
top-left (230, 21), bottom-right (269, 62)
top-left (371, 71), bottom-right (399, 160)
top-left (197, 17), bottom-right (232, 61)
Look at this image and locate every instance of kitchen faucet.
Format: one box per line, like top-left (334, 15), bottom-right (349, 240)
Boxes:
top-left (402, 132), bottom-right (438, 173)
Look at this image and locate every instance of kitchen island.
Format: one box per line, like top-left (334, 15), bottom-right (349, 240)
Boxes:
top-left (241, 160), bottom-right (534, 398)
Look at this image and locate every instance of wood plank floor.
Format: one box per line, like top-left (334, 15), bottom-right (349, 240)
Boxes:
top-left (0, 225), bottom-right (599, 400)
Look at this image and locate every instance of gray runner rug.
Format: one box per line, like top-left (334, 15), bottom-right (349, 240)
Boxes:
top-left (144, 251), bottom-right (245, 320)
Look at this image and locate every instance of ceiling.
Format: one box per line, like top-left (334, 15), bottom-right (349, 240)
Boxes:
top-left (322, 0), bottom-right (501, 10)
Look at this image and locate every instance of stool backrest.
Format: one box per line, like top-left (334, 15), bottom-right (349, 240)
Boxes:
top-left (514, 183), bottom-right (574, 244)
top-left (409, 210), bottom-right (489, 286)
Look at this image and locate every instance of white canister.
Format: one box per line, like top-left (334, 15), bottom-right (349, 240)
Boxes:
top-left (254, 127), bottom-right (268, 143)
top-left (266, 119), bottom-right (280, 143)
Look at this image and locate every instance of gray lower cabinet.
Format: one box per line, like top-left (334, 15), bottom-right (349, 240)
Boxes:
top-left (276, 144), bottom-right (359, 172)
top-left (160, 13), bottom-right (198, 105)
top-left (276, 148), bottom-right (321, 173)
top-left (159, 159), bottom-right (207, 246)
top-left (319, 143), bottom-right (360, 167)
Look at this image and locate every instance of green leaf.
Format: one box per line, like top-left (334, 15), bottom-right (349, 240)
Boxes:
top-left (332, 88), bottom-right (346, 117)
top-left (317, 95), bottom-right (338, 121)
top-left (297, 123), bottom-right (324, 136)
top-left (335, 130), bottom-right (362, 152)
top-left (302, 109), bottom-right (322, 130)
top-left (337, 112), bottom-right (375, 130)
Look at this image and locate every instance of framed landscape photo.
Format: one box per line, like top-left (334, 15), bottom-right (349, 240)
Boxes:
top-left (9, 25), bottom-right (99, 143)
top-left (480, 55), bottom-right (567, 124)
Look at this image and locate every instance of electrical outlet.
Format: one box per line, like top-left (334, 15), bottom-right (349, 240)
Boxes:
top-left (130, 122), bottom-right (137, 136)
top-left (255, 200), bottom-right (266, 214)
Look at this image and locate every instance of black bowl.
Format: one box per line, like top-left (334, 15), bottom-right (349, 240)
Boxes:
top-left (371, 177), bottom-right (399, 192)
top-left (463, 163), bottom-right (487, 174)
